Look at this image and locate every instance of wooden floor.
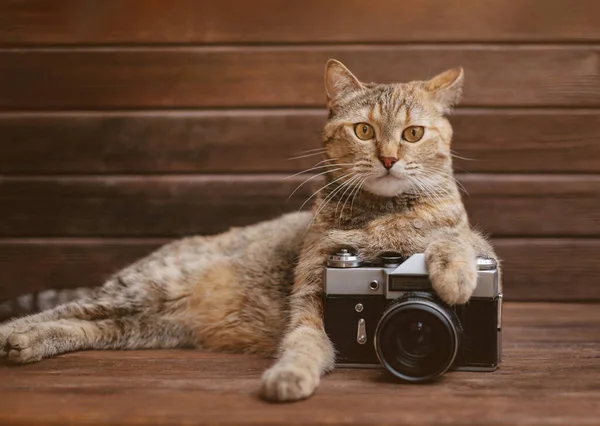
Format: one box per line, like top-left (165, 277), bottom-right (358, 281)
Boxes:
top-left (0, 303), bottom-right (598, 426)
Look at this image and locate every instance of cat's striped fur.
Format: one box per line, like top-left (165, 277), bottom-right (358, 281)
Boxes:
top-left (0, 60), bottom-right (499, 403)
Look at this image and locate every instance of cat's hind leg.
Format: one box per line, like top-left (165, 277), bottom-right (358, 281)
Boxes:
top-left (0, 286), bottom-right (132, 357)
top-left (5, 315), bottom-right (190, 364)
top-left (0, 247), bottom-right (196, 359)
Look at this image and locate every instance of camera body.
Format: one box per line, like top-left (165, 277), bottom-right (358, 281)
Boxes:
top-left (323, 250), bottom-right (502, 382)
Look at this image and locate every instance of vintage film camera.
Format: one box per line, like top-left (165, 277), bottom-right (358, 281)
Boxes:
top-left (324, 249), bottom-right (502, 382)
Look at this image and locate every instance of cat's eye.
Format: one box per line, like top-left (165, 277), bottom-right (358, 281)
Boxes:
top-left (402, 126), bottom-right (425, 143)
top-left (354, 123), bottom-right (375, 140)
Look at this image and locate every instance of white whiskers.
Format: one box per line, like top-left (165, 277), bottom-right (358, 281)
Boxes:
top-left (335, 175), bottom-right (364, 227)
top-left (286, 157), bottom-right (357, 202)
top-left (298, 171), bottom-right (355, 211)
top-left (450, 149), bottom-right (478, 162)
top-left (422, 166), bottom-right (470, 198)
top-left (286, 167), bottom-right (342, 201)
top-left (283, 160), bottom-right (352, 181)
top-left (306, 172), bottom-right (360, 230)
top-left (288, 149), bottom-right (327, 160)
top-left (349, 176), bottom-right (369, 216)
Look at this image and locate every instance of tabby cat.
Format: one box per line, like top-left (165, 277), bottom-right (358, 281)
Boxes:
top-left (0, 60), bottom-right (499, 402)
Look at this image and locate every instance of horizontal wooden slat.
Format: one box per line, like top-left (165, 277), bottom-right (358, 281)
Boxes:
top-left (2, 109), bottom-right (600, 174)
top-left (1, 47), bottom-right (600, 109)
top-left (1, 0), bottom-right (599, 45)
top-left (0, 110), bottom-right (325, 174)
top-left (0, 175), bottom-right (308, 237)
top-left (495, 239), bottom-right (600, 301)
top-left (460, 174), bottom-right (600, 236)
top-left (0, 174), bottom-right (599, 237)
top-left (0, 239), bottom-right (162, 301)
top-left (0, 238), bottom-right (597, 302)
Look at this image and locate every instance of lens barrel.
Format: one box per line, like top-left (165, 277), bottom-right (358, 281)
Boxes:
top-left (374, 292), bottom-right (461, 382)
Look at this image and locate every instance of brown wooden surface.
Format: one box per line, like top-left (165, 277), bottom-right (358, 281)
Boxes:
top-left (0, 302), bottom-right (598, 426)
top-left (1, 0), bottom-right (599, 45)
top-left (1, 238), bottom-right (598, 303)
top-left (2, 109), bottom-right (600, 174)
top-left (2, 47), bottom-right (600, 109)
top-left (1, 174), bottom-right (598, 237)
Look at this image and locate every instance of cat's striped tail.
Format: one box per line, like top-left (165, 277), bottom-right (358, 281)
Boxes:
top-left (0, 288), bottom-right (94, 322)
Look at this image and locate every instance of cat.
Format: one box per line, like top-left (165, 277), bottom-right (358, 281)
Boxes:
top-left (0, 60), bottom-right (499, 403)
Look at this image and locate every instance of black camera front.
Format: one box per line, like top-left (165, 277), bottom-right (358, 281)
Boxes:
top-left (323, 250), bottom-right (502, 382)
top-left (375, 292), bottom-right (461, 382)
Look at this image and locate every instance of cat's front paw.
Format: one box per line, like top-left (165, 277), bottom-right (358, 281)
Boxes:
top-left (426, 242), bottom-right (477, 305)
top-left (261, 362), bottom-right (319, 402)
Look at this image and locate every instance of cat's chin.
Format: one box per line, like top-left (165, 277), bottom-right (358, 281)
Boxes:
top-left (363, 175), bottom-right (412, 198)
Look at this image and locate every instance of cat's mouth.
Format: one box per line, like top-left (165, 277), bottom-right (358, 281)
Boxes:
top-left (363, 173), bottom-right (412, 198)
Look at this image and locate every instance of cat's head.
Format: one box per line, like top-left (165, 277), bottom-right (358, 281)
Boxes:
top-left (322, 59), bottom-right (463, 198)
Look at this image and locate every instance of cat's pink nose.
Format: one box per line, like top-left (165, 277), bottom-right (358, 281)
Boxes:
top-left (379, 156), bottom-right (398, 169)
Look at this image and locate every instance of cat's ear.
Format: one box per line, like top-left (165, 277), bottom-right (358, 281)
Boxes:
top-left (424, 67), bottom-right (464, 114)
top-left (324, 59), bottom-right (363, 108)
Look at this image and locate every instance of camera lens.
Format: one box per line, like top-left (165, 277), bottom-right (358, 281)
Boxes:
top-left (375, 292), bottom-right (460, 382)
top-left (397, 320), bottom-right (435, 358)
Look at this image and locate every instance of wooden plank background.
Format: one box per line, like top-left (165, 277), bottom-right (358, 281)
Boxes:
top-left (0, 0), bottom-right (598, 303)
top-left (2, 109), bottom-right (600, 174)
top-left (1, 175), bottom-right (599, 237)
top-left (2, 47), bottom-right (600, 109)
top-left (1, 0), bottom-right (599, 44)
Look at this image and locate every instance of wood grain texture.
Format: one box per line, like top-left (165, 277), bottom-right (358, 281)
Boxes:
top-left (0, 239), bottom-right (163, 301)
top-left (460, 174), bottom-right (600, 236)
top-left (495, 239), bottom-right (600, 301)
top-left (0, 238), bottom-right (597, 302)
top-left (2, 109), bottom-right (600, 174)
top-left (1, 47), bottom-right (600, 109)
top-left (1, 0), bottom-right (599, 45)
top-left (1, 174), bottom-right (598, 238)
top-left (0, 175), bottom-right (309, 237)
top-left (0, 303), bottom-right (598, 426)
